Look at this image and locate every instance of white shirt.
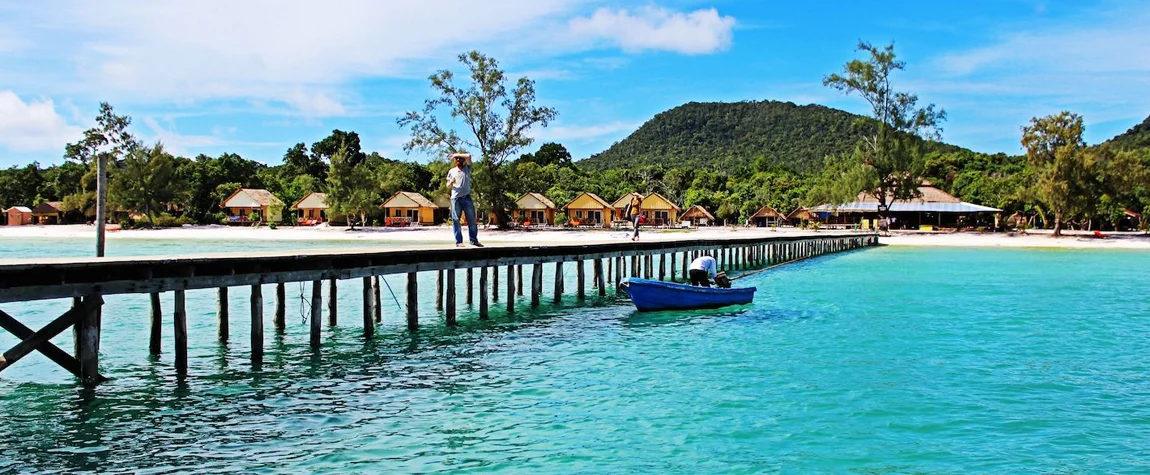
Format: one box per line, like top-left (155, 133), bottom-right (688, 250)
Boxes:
top-left (689, 256), bottom-right (717, 277)
top-left (446, 166), bottom-right (472, 199)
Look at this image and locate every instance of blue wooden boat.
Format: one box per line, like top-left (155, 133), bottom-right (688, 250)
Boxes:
top-left (621, 278), bottom-right (756, 312)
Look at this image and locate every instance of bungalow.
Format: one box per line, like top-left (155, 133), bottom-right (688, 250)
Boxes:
top-left (786, 207), bottom-right (812, 227)
top-left (562, 192), bottom-right (613, 227)
top-left (381, 191), bottom-right (437, 226)
top-left (809, 183), bottom-right (1000, 230)
top-left (679, 205), bottom-right (715, 226)
top-left (750, 205), bottom-right (786, 227)
top-left (5, 206), bottom-right (32, 226)
top-left (513, 193), bottom-right (557, 226)
top-left (31, 201), bottom-right (65, 224)
top-left (221, 188), bottom-right (284, 224)
top-left (612, 193), bottom-right (681, 227)
top-left (291, 192), bottom-right (329, 226)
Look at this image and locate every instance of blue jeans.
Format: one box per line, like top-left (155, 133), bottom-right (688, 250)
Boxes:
top-left (451, 195), bottom-right (479, 244)
top-left (632, 215), bottom-right (641, 238)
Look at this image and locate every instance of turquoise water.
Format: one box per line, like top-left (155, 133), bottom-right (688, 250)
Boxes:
top-left (2, 239), bottom-right (1150, 473)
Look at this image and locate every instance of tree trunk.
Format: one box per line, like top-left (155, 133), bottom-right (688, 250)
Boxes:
top-left (1052, 212), bottom-right (1063, 237)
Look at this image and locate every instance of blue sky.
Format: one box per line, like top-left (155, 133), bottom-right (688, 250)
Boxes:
top-left (1, 0), bottom-right (1148, 168)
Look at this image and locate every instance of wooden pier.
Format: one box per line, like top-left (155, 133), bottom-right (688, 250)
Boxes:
top-left (0, 233), bottom-right (878, 385)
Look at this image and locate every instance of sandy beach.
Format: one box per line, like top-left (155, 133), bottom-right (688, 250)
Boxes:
top-left (2, 224), bottom-right (1148, 250)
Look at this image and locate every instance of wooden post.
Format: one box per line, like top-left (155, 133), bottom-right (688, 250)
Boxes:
top-left (506, 265), bottom-right (515, 314)
top-left (492, 265), bottom-right (499, 303)
top-left (595, 259), bottom-right (606, 296)
top-left (517, 265), bottom-right (524, 296)
top-left (554, 261), bottom-right (564, 303)
top-left (310, 280), bottom-right (322, 347)
top-left (615, 256), bottom-right (623, 289)
top-left (373, 276), bottom-right (382, 323)
top-left (682, 251), bottom-right (688, 279)
top-left (406, 272), bottom-right (418, 331)
top-left (606, 257), bottom-right (613, 286)
top-left (96, 155), bottom-right (107, 257)
top-left (149, 292), bottom-right (162, 356)
top-left (77, 295), bottom-right (102, 385)
top-left (251, 284), bottom-right (263, 362)
top-left (436, 270), bottom-right (444, 312)
top-left (446, 270), bottom-right (457, 325)
top-left (576, 260), bottom-right (586, 299)
top-left (479, 267), bottom-right (489, 319)
top-left (658, 254), bottom-right (666, 281)
top-left (174, 289), bottom-right (187, 374)
top-left (645, 255), bottom-right (653, 279)
top-left (466, 268), bottom-right (474, 306)
top-left (363, 276), bottom-right (374, 337)
top-left (217, 287), bottom-right (229, 343)
top-left (274, 282), bottom-right (286, 332)
top-left (328, 278), bottom-right (338, 326)
top-left (670, 252), bottom-right (677, 281)
top-left (531, 263), bottom-right (543, 307)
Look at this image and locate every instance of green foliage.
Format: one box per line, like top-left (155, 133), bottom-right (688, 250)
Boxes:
top-left (518, 142), bottom-right (573, 168)
top-left (325, 144), bottom-right (378, 229)
top-left (110, 142), bottom-right (187, 222)
top-left (399, 50), bottom-right (558, 227)
top-left (1107, 115), bottom-right (1150, 151)
top-left (1021, 111), bottom-right (1092, 236)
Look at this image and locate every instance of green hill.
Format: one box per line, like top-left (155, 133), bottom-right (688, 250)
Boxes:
top-left (577, 100), bottom-right (964, 173)
top-left (1106, 114), bottom-right (1150, 150)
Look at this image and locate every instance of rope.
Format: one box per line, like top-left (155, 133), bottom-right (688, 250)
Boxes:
top-left (297, 282), bottom-right (311, 324)
top-left (380, 276), bottom-right (402, 310)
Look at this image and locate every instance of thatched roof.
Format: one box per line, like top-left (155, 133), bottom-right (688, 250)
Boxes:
top-left (32, 201), bottom-right (63, 214)
top-left (786, 207), bottom-right (811, 220)
top-left (381, 191), bottom-right (436, 209)
top-left (680, 205), bottom-right (715, 220)
top-left (751, 205), bottom-right (785, 219)
top-left (812, 184), bottom-right (1000, 213)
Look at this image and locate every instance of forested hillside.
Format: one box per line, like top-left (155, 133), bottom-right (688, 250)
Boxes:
top-left (578, 100), bottom-right (963, 173)
top-left (1107, 114), bottom-right (1150, 150)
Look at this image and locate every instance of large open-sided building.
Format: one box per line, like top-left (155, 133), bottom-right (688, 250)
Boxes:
top-left (810, 183), bottom-right (1000, 231)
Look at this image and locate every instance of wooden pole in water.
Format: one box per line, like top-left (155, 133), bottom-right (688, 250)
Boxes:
top-left (446, 270), bottom-right (457, 325)
top-left (606, 257), bottom-right (613, 285)
top-left (217, 287), bottom-right (229, 343)
top-left (506, 265), bottom-right (515, 314)
top-left (492, 265), bottom-right (499, 303)
top-left (577, 259), bottom-right (586, 300)
top-left (659, 254), bottom-right (666, 281)
top-left (173, 289), bottom-right (187, 374)
top-left (615, 256), bottom-right (623, 288)
top-left (479, 267), bottom-right (489, 319)
top-left (681, 251), bottom-right (688, 279)
top-left (466, 268), bottom-right (474, 306)
top-left (149, 292), bottom-right (162, 356)
top-left (373, 276), bottom-right (382, 323)
top-left (77, 295), bottom-right (101, 386)
top-left (669, 252), bottom-right (676, 281)
top-left (646, 254), bottom-right (654, 279)
top-left (362, 276), bottom-right (374, 337)
top-left (406, 272), bottom-right (418, 331)
top-left (310, 280), bottom-right (321, 347)
top-left (250, 284), bottom-right (263, 362)
top-left (595, 259), bottom-right (606, 296)
top-left (274, 282), bottom-right (286, 332)
top-left (517, 265), bottom-right (524, 296)
top-left (328, 278), bottom-right (337, 326)
top-left (531, 263), bottom-right (543, 307)
top-left (436, 270), bottom-right (444, 312)
top-left (554, 261), bottom-right (564, 303)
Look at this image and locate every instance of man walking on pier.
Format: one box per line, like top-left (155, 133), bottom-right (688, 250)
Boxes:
top-left (447, 152), bottom-right (482, 247)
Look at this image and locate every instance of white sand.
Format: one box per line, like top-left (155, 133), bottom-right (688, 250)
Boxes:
top-left (2, 224), bottom-right (1147, 250)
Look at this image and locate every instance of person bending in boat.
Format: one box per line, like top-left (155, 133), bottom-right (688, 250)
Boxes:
top-left (689, 255), bottom-right (718, 287)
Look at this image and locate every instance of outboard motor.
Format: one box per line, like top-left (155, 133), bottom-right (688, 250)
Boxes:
top-left (714, 272), bottom-right (732, 289)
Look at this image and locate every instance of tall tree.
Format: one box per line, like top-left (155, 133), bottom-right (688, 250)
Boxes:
top-left (64, 102), bottom-right (138, 257)
top-left (110, 142), bottom-right (185, 222)
top-left (398, 50), bottom-right (558, 227)
top-left (312, 130), bottom-right (366, 167)
top-left (519, 142), bottom-right (573, 168)
top-left (283, 142), bottom-right (327, 181)
top-left (807, 42), bottom-right (946, 225)
top-left (325, 145), bottom-right (376, 229)
top-left (1020, 112), bottom-right (1094, 236)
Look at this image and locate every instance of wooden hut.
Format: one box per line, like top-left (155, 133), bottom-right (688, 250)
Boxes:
top-left (562, 192), bottom-right (613, 227)
top-left (5, 206), bottom-right (32, 226)
top-left (221, 188), bottom-right (284, 224)
top-left (611, 193), bottom-right (681, 227)
top-left (679, 205), bottom-right (715, 226)
top-left (380, 191), bottom-right (437, 226)
top-left (751, 205), bottom-right (786, 227)
top-left (31, 201), bottom-right (64, 224)
top-left (786, 207), bottom-right (812, 227)
top-left (291, 192), bottom-right (329, 226)
top-left (513, 193), bottom-right (557, 226)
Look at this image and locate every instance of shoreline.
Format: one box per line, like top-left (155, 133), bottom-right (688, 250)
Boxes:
top-left (1, 224), bottom-right (1148, 249)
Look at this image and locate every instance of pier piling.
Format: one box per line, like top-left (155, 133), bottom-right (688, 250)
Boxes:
top-left (250, 284), bottom-right (263, 362)
top-left (406, 272), bottom-right (418, 331)
top-left (446, 270), bottom-right (457, 325)
top-left (217, 287), bottom-right (229, 343)
top-left (149, 292), bottom-right (161, 356)
top-left (174, 289), bottom-right (187, 374)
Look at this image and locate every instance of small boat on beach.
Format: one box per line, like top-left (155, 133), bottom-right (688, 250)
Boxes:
top-left (621, 278), bottom-right (756, 312)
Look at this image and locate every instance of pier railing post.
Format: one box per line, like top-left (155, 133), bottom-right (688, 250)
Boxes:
top-left (174, 288), bottom-right (187, 374)
top-left (149, 292), bottom-right (162, 356)
top-left (251, 284), bottom-right (263, 363)
top-left (446, 269), bottom-right (457, 325)
top-left (217, 287), bottom-right (229, 343)
top-left (406, 272), bottom-right (419, 331)
top-left (363, 276), bottom-right (375, 337)
top-left (310, 280), bottom-right (322, 347)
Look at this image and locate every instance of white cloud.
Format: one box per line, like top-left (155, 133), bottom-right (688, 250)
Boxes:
top-left (0, 91), bottom-right (82, 152)
top-left (141, 116), bottom-right (281, 155)
top-left (568, 6), bottom-right (736, 54)
top-left (539, 120), bottom-right (642, 141)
